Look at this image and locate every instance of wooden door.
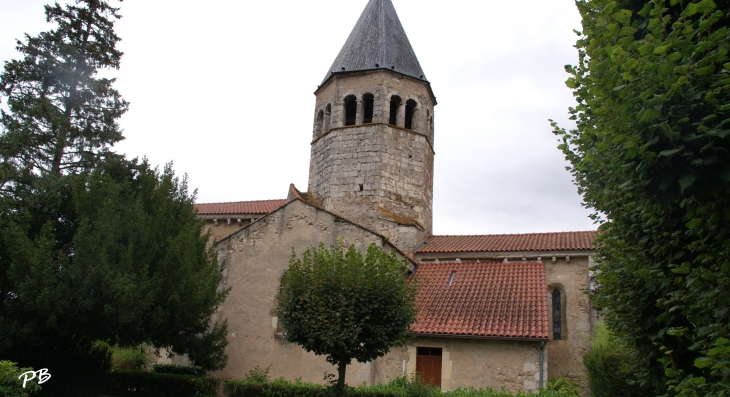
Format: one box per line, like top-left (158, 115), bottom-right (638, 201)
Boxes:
top-left (416, 347), bottom-right (442, 387)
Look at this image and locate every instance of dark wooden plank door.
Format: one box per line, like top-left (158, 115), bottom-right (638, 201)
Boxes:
top-left (416, 347), bottom-right (442, 387)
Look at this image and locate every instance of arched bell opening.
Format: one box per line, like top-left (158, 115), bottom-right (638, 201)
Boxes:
top-left (405, 99), bottom-right (418, 131)
top-left (344, 95), bottom-right (357, 126)
top-left (363, 93), bottom-right (374, 124)
top-left (389, 95), bottom-right (402, 126)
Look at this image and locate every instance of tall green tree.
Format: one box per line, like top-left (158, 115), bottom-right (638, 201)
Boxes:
top-left (554, 0), bottom-right (730, 395)
top-left (0, 2), bottom-right (229, 396)
top-left (0, 0), bottom-right (128, 188)
top-left (277, 242), bottom-right (417, 396)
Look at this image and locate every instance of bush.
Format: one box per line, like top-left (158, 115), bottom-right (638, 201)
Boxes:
top-left (583, 324), bottom-right (652, 397)
top-left (104, 369), bottom-right (217, 397)
top-left (0, 361), bottom-right (42, 397)
top-left (152, 364), bottom-right (207, 377)
top-left (110, 344), bottom-right (153, 370)
top-left (243, 365), bottom-right (271, 383)
top-left (224, 375), bottom-right (581, 397)
top-left (545, 377), bottom-right (580, 395)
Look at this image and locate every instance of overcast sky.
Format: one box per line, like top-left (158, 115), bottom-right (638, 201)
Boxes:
top-left (0, 0), bottom-right (597, 235)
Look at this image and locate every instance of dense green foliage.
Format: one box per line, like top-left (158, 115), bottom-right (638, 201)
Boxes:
top-left (0, 1), bottom-right (229, 395)
top-left (544, 378), bottom-right (581, 395)
top-left (0, 0), bottom-right (127, 182)
top-left (583, 324), bottom-right (652, 397)
top-left (104, 369), bottom-right (218, 397)
top-left (223, 376), bottom-right (580, 397)
top-left (110, 344), bottom-right (153, 370)
top-left (553, 0), bottom-right (730, 394)
top-left (153, 364), bottom-right (207, 377)
top-left (0, 361), bottom-right (42, 397)
top-left (277, 242), bottom-right (417, 393)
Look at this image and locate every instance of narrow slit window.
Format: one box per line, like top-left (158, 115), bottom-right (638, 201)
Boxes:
top-left (324, 104), bottom-right (331, 131)
top-left (316, 110), bottom-right (324, 136)
top-left (363, 93), bottom-right (374, 123)
top-left (405, 99), bottom-right (417, 130)
top-left (552, 289), bottom-right (562, 340)
top-left (389, 95), bottom-right (402, 125)
top-left (344, 95), bottom-right (357, 126)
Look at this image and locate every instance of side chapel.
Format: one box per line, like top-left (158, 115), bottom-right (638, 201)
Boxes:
top-left (192, 0), bottom-right (597, 392)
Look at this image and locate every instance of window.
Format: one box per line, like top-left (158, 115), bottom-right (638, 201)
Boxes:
top-left (405, 99), bottom-right (417, 130)
top-left (363, 93), bottom-right (374, 123)
top-left (324, 104), bottom-right (331, 131)
top-left (316, 109), bottom-right (324, 136)
top-left (389, 95), bottom-right (402, 125)
top-left (552, 289), bottom-right (562, 340)
top-left (276, 274), bottom-right (289, 335)
top-left (344, 95), bottom-right (357, 126)
top-left (416, 347), bottom-right (442, 387)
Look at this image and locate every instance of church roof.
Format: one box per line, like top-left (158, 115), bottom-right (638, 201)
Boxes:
top-left (412, 261), bottom-right (549, 339)
top-left (417, 231), bottom-right (597, 253)
top-left (321, 0), bottom-right (427, 85)
top-left (194, 199), bottom-right (287, 215)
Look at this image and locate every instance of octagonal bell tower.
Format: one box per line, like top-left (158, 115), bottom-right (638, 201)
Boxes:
top-left (307, 0), bottom-right (436, 254)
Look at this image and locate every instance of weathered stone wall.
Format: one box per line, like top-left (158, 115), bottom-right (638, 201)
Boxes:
top-left (307, 70), bottom-right (435, 254)
top-left (201, 219), bottom-right (255, 243)
top-left (413, 251), bottom-right (593, 385)
top-left (212, 200), bottom-right (393, 384)
top-left (544, 256), bottom-right (591, 382)
top-left (374, 338), bottom-right (546, 392)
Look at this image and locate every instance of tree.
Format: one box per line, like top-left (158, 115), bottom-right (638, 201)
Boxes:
top-left (0, 158), bottom-right (230, 396)
top-left (0, 0), bottom-right (128, 190)
top-left (0, 2), bottom-right (229, 396)
top-left (277, 242), bottom-right (417, 395)
top-left (553, 0), bottom-right (730, 395)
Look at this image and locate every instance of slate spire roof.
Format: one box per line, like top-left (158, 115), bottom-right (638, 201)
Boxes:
top-left (322, 0), bottom-right (427, 85)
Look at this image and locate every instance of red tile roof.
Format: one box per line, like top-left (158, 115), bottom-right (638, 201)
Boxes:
top-left (194, 199), bottom-right (287, 215)
top-left (412, 262), bottom-right (549, 339)
top-left (417, 231), bottom-right (596, 253)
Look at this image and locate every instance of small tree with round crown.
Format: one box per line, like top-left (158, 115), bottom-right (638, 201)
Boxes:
top-left (277, 241), bottom-right (417, 396)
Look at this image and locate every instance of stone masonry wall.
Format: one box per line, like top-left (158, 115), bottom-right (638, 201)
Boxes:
top-left (544, 256), bottom-right (591, 382)
top-left (212, 200), bottom-right (394, 384)
top-left (413, 252), bottom-right (593, 386)
top-left (308, 123), bottom-right (432, 253)
top-left (308, 70), bottom-right (435, 253)
top-left (374, 338), bottom-right (546, 393)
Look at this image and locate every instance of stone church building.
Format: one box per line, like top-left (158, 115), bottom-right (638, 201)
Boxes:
top-left (192, 0), bottom-right (597, 392)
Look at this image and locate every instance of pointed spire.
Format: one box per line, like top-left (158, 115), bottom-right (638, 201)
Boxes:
top-left (322, 0), bottom-right (427, 85)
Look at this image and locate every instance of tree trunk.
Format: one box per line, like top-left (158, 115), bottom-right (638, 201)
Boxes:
top-left (336, 361), bottom-right (347, 397)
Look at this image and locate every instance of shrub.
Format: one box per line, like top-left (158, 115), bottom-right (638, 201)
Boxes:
top-left (152, 364), bottom-right (207, 377)
top-left (0, 361), bottom-right (42, 397)
top-left (104, 369), bottom-right (217, 397)
top-left (583, 324), bottom-right (652, 397)
top-left (243, 365), bottom-right (271, 383)
top-left (224, 378), bottom-right (326, 397)
top-left (110, 344), bottom-right (153, 370)
top-left (545, 377), bottom-right (580, 395)
top-left (224, 375), bottom-right (581, 397)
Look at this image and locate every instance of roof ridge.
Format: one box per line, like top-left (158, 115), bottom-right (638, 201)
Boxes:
top-left (194, 198), bottom-right (286, 205)
top-left (429, 231), bottom-right (596, 238)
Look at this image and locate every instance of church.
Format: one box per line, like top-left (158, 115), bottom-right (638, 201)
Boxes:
top-left (192, 0), bottom-right (597, 392)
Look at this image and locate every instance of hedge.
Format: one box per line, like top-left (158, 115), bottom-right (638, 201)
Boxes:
top-left (223, 378), bottom-right (581, 397)
top-left (104, 369), bottom-right (217, 397)
top-left (152, 364), bottom-right (207, 377)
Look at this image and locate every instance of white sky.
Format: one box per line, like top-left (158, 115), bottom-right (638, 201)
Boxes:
top-left (0, 0), bottom-right (597, 235)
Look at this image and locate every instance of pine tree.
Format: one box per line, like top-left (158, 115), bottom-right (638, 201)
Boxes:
top-left (0, 0), bottom-right (128, 194)
top-left (0, 3), bottom-right (229, 396)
